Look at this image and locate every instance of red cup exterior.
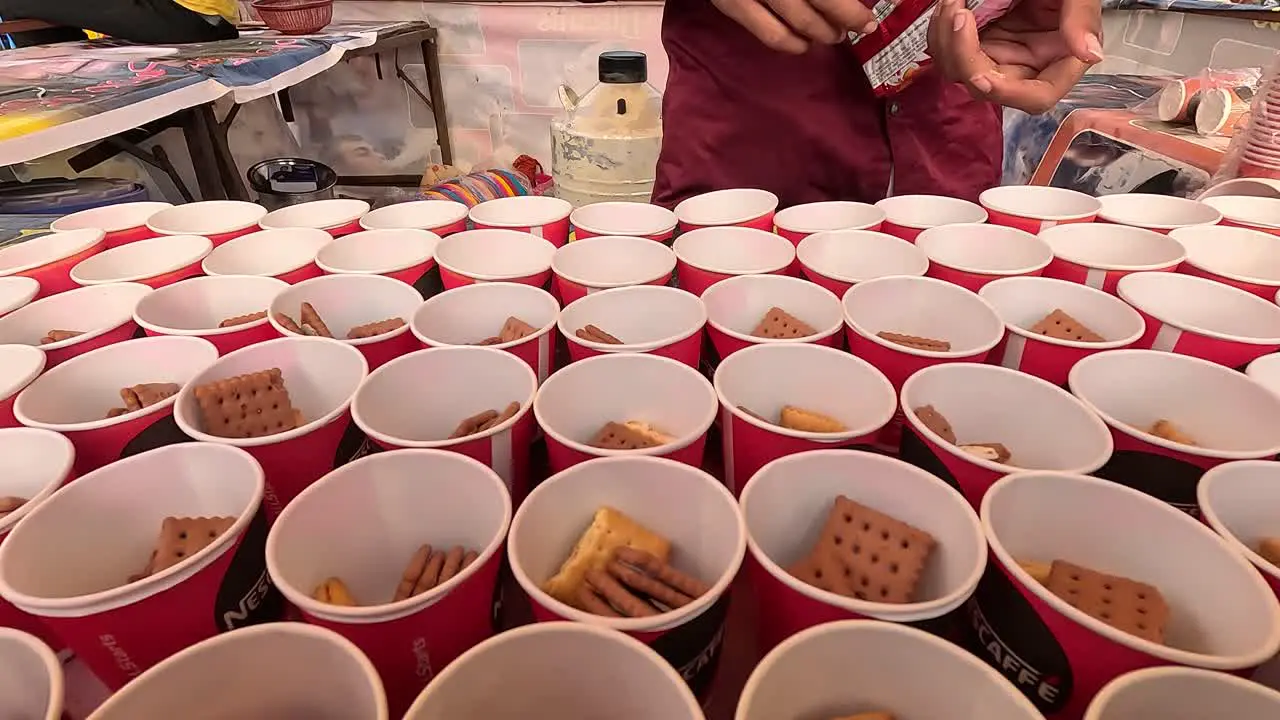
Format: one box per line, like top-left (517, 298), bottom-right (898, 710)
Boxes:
top-left (719, 406), bottom-right (884, 496)
top-left (60, 407), bottom-right (185, 477)
top-left (243, 414), bottom-right (362, 518)
top-left (985, 208), bottom-right (1096, 234)
top-left (1131, 310), bottom-right (1280, 370)
top-left (574, 226), bottom-right (675, 243)
top-left (926, 262), bottom-right (1046, 293)
top-left (132, 262), bottom-right (204, 290)
top-left (677, 212), bottom-right (775, 234)
top-left (203, 225), bottom-right (260, 248)
top-left (989, 332), bottom-right (1137, 387)
top-left (274, 262), bottom-right (323, 286)
top-left (474, 217), bottom-right (571, 248)
top-left (1220, 217), bottom-right (1280, 237)
top-left (439, 266), bottom-right (552, 291)
top-left (880, 222), bottom-right (926, 242)
top-left (1042, 257), bottom-right (1181, 295)
top-left (325, 219), bottom-right (364, 238)
top-left (897, 426), bottom-right (1003, 508)
top-left (1178, 263), bottom-right (1280, 300)
top-left (19, 240), bottom-right (106, 299)
top-left (103, 226), bottom-right (158, 250)
top-left (675, 262), bottom-right (787, 299)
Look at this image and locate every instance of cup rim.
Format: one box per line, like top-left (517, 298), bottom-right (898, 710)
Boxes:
top-left (410, 282), bottom-right (561, 351)
top-left (773, 200), bottom-right (887, 234)
top-left (0, 282), bottom-right (152, 351)
top-left (672, 226), bottom-right (795, 275)
top-left (0, 428), bottom-right (74, 536)
top-left (795, 229), bottom-right (929, 284)
top-left (1083, 665), bottom-right (1280, 720)
top-left (978, 276), bottom-right (1148, 349)
top-left (0, 228), bottom-right (105, 277)
top-left (915, 223), bottom-right (1054, 276)
top-left (568, 202), bottom-right (677, 237)
top-left (1039, 223), bottom-right (1188, 271)
top-left (1197, 460), bottom-right (1280, 584)
top-left (314, 228), bottom-right (440, 276)
top-left (876, 194), bottom-right (990, 229)
top-left (131, 275), bottom-right (288, 338)
top-left (983, 471), bottom-right (1280, 669)
top-left (1096, 194), bottom-right (1223, 230)
top-left (557, 285), bottom-right (707, 353)
top-left (50, 201), bottom-right (173, 234)
top-left (359, 199), bottom-right (469, 231)
top-left (1170, 225), bottom-right (1280, 286)
top-left (202, 227), bottom-right (332, 278)
top-left (673, 188), bottom-right (779, 226)
top-left (468, 195), bottom-right (573, 228)
top-left (266, 274), bottom-right (423, 348)
top-left (0, 344), bottom-right (45, 404)
top-left (703, 275), bottom-right (844, 344)
top-left (979, 186), bottom-right (1102, 222)
top-left (1200, 195), bottom-right (1280, 230)
top-left (550, 235), bottom-right (676, 290)
top-left (1117, 272), bottom-right (1280, 345)
top-left (258, 199), bottom-right (370, 231)
top-left (433, 230), bottom-right (556, 282)
top-left (145, 201), bottom-right (267, 236)
top-left (70, 234), bottom-right (212, 286)
top-left (841, 276), bottom-right (1006, 358)
top-left (0, 626), bottom-right (64, 719)
top-left (0, 276), bottom-right (40, 315)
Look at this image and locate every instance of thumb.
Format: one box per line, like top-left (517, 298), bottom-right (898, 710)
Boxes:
top-left (1059, 0), bottom-right (1104, 65)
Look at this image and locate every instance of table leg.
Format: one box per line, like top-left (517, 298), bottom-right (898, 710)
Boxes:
top-left (179, 105), bottom-right (228, 201)
top-left (200, 103), bottom-right (251, 201)
top-left (420, 37), bottom-right (453, 166)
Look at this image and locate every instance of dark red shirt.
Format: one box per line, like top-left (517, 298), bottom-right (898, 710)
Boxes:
top-left (653, 0), bottom-right (1004, 209)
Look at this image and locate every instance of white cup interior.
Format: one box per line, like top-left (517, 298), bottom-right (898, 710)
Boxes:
top-left (0, 344), bottom-right (45, 404)
top-left (1171, 225), bottom-right (1280, 285)
top-left (1039, 223), bottom-right (1187, 270)
top-left (552, 235), bottom-right (676, 288)
top-left (146, 201), bottom-right (266, 236)
top-left (412, 282), bottom-right (559, 348)
top-left (202, 228), bottom-right (332, 277)
top-left (1117, 271), bottom-right (1280, 342)
top-left (315, 229), bottom-right (440, 275)
top-left (796, 230), bottom-right (929, 283)
top-left (1098, 193), bottom-right (1223, 229)
top-left (133, 275), bottom-right (288, 335)
top-left (1085, 666), bottom-right (1280, 720)
top-left (1199, 460), bottom-right (1280, 585)
top-left (1201, 195), bottom-right (1280, 229)
top-left (569, 202), bottom-right (677, 236)
top-left (0, 228), bottom-right (104, 276)
top-left (915, 224), bottom-right (1053, 275)
top-left (903, 363), bottom-right (1113, 473)
top-left (1246, 352), bottom-right (1280, 397)
top-left (0, 628), bottom-right (62, 720)
top-left (979, 186), bottom-right (1101, 221)
top-left (557, 285), bottom-right (705, 352)
top-left (259, 199), bottom-right (370, 231)
top-left (773, 201), bottom-right (886, 234)
top-left (434, 230), bottom-right (556, 281)
top-left (0, 283), bottom-right (152, 349)
top-left (359, 200), bottom-right (468, 231)
top-left (51, 202), bottom-right (173, 234)
top-left (470, 196), bottom-right (572, 228)
top-left (875, 195), bottom-right (989, 229)
top-left (0, 428), bottom-right (74, 536)
top-left (673, 188), bottom-right (778, 226)
top-left (978, 276), bottom-right (1146, 347)
top-left (984, 472), bottom-right (1280, 667)
top-left (843, 276), bottom-right (1005, 356)
top-left (0, 276), bottom-right (40, 316)
top-left (269, 274), bottom-right (423, 345)
top-left (703, 274), bottom-right (843, 341)
top-left (71, 235), bottom-right (212, 285)
top-left (1199, 182), bottom-right (1280, 202)
top-left (672, 227), bottom-right (795, 275)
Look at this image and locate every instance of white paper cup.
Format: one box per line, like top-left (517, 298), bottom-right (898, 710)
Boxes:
top-left (533, 353), bottom-right (718, 472)
top-left (773, 201), bottom-right (886, 242)
top-left (266, 449), bottom-right (510, 714)
top-left (132, 275), bottom-right (287, 356)
top-left (1246, 352), bottom-right (1280, 397)
top-left (0, 283), bottom-right (152, 368)
top-left (402, 622), bottom-right (703, 720)
top-left (977, 472), bottom-right (1280, 718)
top-left (1170, 224), bottom-right (1280, 299)
top-left (1199, 460), bottom-right (1280, 599)
top-left (551, 234), bottom-right (676, 304)
top-left (1040, 222), bottom-right (1188, 294)
top-left (569, 201), bottom-right (678, 241)
top-left (202, 227), bottom-right (332, 285)
top-left (876, 194), bottom-right (989, 241)
top-left (359, 200), bottom-right (468, 235)
top-left (315, 229), bottom-right (440, 288)
top-left (145, 201), bottom-right (266, 245)
top-left (469, 195), bottom-right (573, 247)
top-left (0, 628), bottom-right (63, 720)
top-left (736, 620), bottom-right (1038, 720)
top-left (269, 274), bottom-right (423, 371)
top-left (1086, 666), bottom-right (1280, 719)
top-left (433, 229), bottom-right (557, 288)
top-left (702, 274), bottom-right (843, 360)
top-left (51, 201), bottom-right (172, 247)
top-left (1200, 181), bottom-right (1280, 201)
top-left (674, 188), bottom-right (778, 231)
top-left (1202, 195), bottom-right (1280, 233)
top-left (0, 276), bottom-right (40, 317)
top-left (0, 344), bottom-right (44, 428)
top-left (915, 223), bottom-right (1053, 291)
top-left (259, 199), bottom-right (370, 235)
top-left (85, 623), bottom-right (387, 720)
top-left (672, 226), bottom-right (796, 297)
top-left (978, 276), bottom-right (1146, 385)
top-left (795, 229), bottom-right (929, 297)
top-left (70, 234), bottom-right (211, 288)
top-left (1117, 271), bottom-right (1280, 368)
top-left (411, 282), bottom-right (559, 383)
top-left (1098, 193), bottom-right (1222, 232)
top-left (0, 228), bottom-right (106, 298)
top-left (979, 185), bottom-right (1101, 233)
top-left (507, 455), bottom-right (744, 699)
top-left (558, 285), bottom-right (707, 368)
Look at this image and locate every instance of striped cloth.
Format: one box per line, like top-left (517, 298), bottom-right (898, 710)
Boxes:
top-left (420, 169), bottom-right (534, 207)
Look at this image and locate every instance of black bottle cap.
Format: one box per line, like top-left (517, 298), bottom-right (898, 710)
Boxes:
top-left (599, 50), bottom-right (647, 84)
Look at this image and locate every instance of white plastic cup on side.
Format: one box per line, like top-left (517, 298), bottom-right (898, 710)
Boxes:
top-left (359, 200), bottom-right (469, 235)
top-left (266, 449), bottom-right (510, 715)
top-left (52, 201), bottom-right (172, 249)
top-left (0, 628), bottom-right (63, 720)
top-left (1040, 222), bottom-right (1187, 294)
top-left (1201, 195), bottom-right (1280, 235)
top-left (739, 450), bottom-right (986, 650)
top-left (975, 472), bottom-right (1280, 718)
top-left (702, 274), bottom-right (843, 361)
top-left (915, 223), bottom-right (1053, 291)
top-left (773, 201), bottom-right (886, 245)
top-left (795, 229), bottom-right (929, 298)
top-left (0, 276), bottom-right (40, 318)
top-left (433, 229), bottom-right (556, 289)
top-left (1170, 224), bottom-right (1280, 299)
top-left (411, 282), bottom-right (559, 383)
top-left (145, 201), bottom-right (266, 246)
top-left (1071, 349), bottom-right (1280, 514)
top-left (0, 228), bottom-right (105, 298)
top-left (269, 274), bottom-right (423, 371)
top-left (979, 185), bottom-right (1101, 233)
top-left (558, 285), bottom-right (706, 368)
top-left (901, 362), bottom-right (1113, 508)
top-left (86, 624), bottom-right (387, 720)
top-left (1117, 271), bottom-right (1280, 368)
top-left (551, 234), bottom-right (676, 305)
top-left (133, 275), bottom-right (288, 356)
top-left (402, 623), bottom-right (703, 720)
top-left (507, 455), bottom-right (744, 701)
top-left (672, 226), bottom-right (796, 297)
top-left (259, 198), bottom-right (370, 236)
top-left (1085, 667), bottom-right (1280, 720)
top-left (0, 443), bottom-right (277, 691)
top-left (736, 621), bottom-right (1039, 720)
top-left (70, 234), bottom-right (211, 289)
top-left (14, 336), bottom-right (218, 475)
top-left (978, 276), bottom-right (1147, 386)
top-left (533, 353), bottom-right (718, 473)
top-left (570, 201), bottom-right (678, 242)
top-left (1097, 193), bottom-right (1222, 232)
top-left (470, 196), bottom-right (573, 247)
top-left (315, 228), bottom-right (441, 295)
top-left (0, 344), bottom-right (44, 429)
top-left (201, 227), bottom-right (332, 285)
top-left (0, 282), bottom-right (153, 368)
top-left (674, 188), bottom-right (778, 232)
top-left (875, 194), bottom-right (989, 241)
top-left (1199, 460), bottom-right (1280, 600)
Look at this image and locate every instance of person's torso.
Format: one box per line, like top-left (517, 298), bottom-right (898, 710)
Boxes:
top-left (173, 0), bottom-right (237, 22)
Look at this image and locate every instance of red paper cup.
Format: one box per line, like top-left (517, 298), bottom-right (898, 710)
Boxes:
top-left (876, 194), bottom-right (989, 241)
top-left (901, 363), bottom-right (1113, 507)
top-left (1156, 76), bottom-right (1204, 122)
top-left (979, 277), bottom-right (1146, 386)
top-left (1086, 666), bottom-right (1280, 719)
top-left (558, 285), bottom-right (706, 368)
top-left (970, 472), bottom-right (1280, 718)
top-left (714, 344), bottom-right (896, 493)
top-left (674, 188), bottom-right (778, 232)
top-left (916, 222), bottom-right (1054, 291)
top-left (172, 337), bottom-right (369, 516)
top-left (0, 276), bottom-right (39, 318)
top-left (672, 226), bottom-right (795, 297)
top-left (259, 198), bottom-right (370, 237)
top-left (433, 229), bottom-right (556, 289)
top-left (1118, 272), bottom-right (1280, 368)
top-left (0, 345), bottom-right (44, 429)
top-left (360, 199), bottom-right (468, 236)
top-left (1200, 195), bottom-right (1280, 235)
top-left (146, 201), bottom-right (266, 246)
top-left (402, 623), bottom-right (702, 719)
top-left (738, 620), bottom-right (1041, 720)
top-left (470, 196), bottom-right (573, 248)
top-left (551, 234), bottom-right (676, 304)
top-left (740, 450), bottom-right (986, 650)
top-left (0, 628), bottom-right (62, 720)
top-left (1069, 350), bottom-right (1280, 513)
top-left (51, 201), bottom-right (171, 249)
top-left (1097, 193), bottom-right (1221, 233)
top-left (507, 455), bottom-right (744, 700)
top-left (86, 623), bottom-right (386, 720)
top-left (796, 229), bottom-right (928, 297)
top-left (266, 449), bottom-right (510, 715)
top-left (773, 201), bottom-right (886, 245)
top-left (1200, 460), bottom-right (1280, 600)
top-left (702, 274), bottom-right (843, 360)
top-left (14, 336), bottom-right (218, 475)
top-left (202, 228), bottom-right (332, 285)
top-left (133, 275), bottom-right (287, 356)
top-left (0, 228), bottom-right (105, 299)
top-left (979, 185), bottom-right (1101, 233)
top-left (1171, 225), bottom-right (1280, 299)
top-left (269, 274), bottom-right (423, 371)
top-left (315, 229), bottom-right (441, 298)
top-left (533, 353), bottom-right (718, 472)
top-left (1040, 223), bottom-right (1187, 294)
top-left (351, 347), bottom-right (538, 501)
top-left (0, 443), bottom-right (281, 690)
top-left (0, 282), bottom-right (152, 368)
top-left (70, 234), bottom-right (211, 289)
top-left (570, 201), bottom-right (677, 242)
top-left (411, 282), bottom-right (559, 383)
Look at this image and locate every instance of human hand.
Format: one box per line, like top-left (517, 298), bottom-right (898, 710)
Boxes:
top-left (927, 0), bottom-right (1104, 114)
top-left (711, 0), bottom-right (879, 54)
